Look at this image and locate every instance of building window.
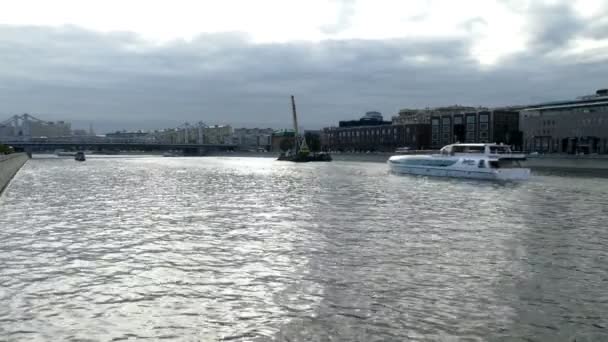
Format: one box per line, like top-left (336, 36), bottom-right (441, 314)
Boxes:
top-left (467, 124), bottom-right (476, 131)
top-left (480, 132), bottom-right (488, 138)
top-left (466, 116), bottom-right (476, 124)
top-left (454, 117), bottom-right (463, 124)
top-left (479, 115), bottom-right (489, 123)
top-left (480, 123), bottom-right (489, 130)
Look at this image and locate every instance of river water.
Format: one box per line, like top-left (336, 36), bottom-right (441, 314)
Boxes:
top-left (1, 156), bottom-right (607, 341)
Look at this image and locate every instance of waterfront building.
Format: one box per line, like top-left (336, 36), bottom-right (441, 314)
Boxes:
top-left (151, 128), bottom-right (180, 144)
top-left (321, 110), bottom-right (432, 152)
top-left (233, 128), bottom-right (273, 151)
top-left (161, 123), bottom-right (233, 145)
top-left (203, 125), bottom-right (233, 144)
top-left (521, 89), bottom-right (608, 154)
top-left (392, 108), bottom-right (432, 125)
top-left (430, 107), bottom-right (521, 149)
top-left (321, 123), bottom-right (430, 152)
top-left (106, 130), bottom-right (153, 142)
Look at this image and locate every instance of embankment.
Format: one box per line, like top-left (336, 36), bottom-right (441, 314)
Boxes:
top-left (0, 153), bottom-right (29, 195)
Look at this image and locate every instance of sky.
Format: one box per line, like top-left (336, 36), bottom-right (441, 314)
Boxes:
top-left (1, 0), bottom-right (607, 132)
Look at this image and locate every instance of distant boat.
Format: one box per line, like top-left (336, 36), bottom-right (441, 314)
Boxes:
top-left (388, 143), bottom-right (530, 181)
top-left (74, 151), bottom-right (86, 162)
top-left (277, 95), bottom-right (332, 162)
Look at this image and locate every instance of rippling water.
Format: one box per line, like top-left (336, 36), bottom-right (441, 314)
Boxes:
top-left (1, 156), bottom-right (607, 341)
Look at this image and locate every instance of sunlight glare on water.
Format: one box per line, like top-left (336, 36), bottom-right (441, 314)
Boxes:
top-left (1, 156), bottom-right (607, 341)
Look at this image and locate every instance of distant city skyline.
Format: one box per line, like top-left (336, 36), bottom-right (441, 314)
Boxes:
top-left (1, 0), bottom-right (607, 130)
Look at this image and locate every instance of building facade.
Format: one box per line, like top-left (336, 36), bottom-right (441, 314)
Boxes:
top-left (106, 131), bottom-right (153, 142)
top-left (521, 89), bottom-right (608, 154)
top-left (233, 128), bottom-right (273, 151)
top-left (321, 123), bottom-right (430, 152)
top-left (430, 108), bottom-right (521, 149)
top-left (203, 125), bottom-right (233, 144)
top-left (392, 108), bottom-right (431, 125)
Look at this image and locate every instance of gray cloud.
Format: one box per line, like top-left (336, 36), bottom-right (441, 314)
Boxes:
top-left (525, 2), bottom-right (584, 53)
top-left (0, 23), bottom-right (607, 133)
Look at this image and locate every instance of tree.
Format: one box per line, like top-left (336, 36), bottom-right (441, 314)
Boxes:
top-left (305, 132), bottom-right (321, 152)
top-left (279, 138), bottom-right (294, 152)
top-left (0, 144), bottom-right (14, 154)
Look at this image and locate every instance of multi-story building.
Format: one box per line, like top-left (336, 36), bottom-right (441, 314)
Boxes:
top-left (233, 128), bottom-right (273, 151)
top-left (521, 89), bottom-right (608, 154)
top-left (147, 124), bottom-right (233, 145)
top-left (106, 130), bottom-right (153, 142)
top-left (392, 108), bottom-right (432, 125)
top-left (321, 124), bottom-right (431, 152)
top-left (430, 107), bottom-right (521, 149)
top-left (321, 111), bottom-right (432, 152)
top-left (203, 125), bottom-right (233, 144)
top-left (151, 129), bottom-right (180, 144)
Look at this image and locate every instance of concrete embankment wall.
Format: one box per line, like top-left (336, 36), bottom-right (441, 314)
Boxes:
top-left (0, 153), bottom-right (29, 195)
top-left (523, 155), bottom-right (608, 170)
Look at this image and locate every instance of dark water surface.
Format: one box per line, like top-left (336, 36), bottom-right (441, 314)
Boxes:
top-left (1, 156), bottom-right (607, 341)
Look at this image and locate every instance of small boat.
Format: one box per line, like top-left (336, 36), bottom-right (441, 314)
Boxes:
top-left (388, 143), bottom-right (530, 181)
top-left (74, 151), bottom-right (86, 161)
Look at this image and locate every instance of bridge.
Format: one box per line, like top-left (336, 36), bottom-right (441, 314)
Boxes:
top-left (1, 113), bottom-right (236, 155)
top-left (1, 140), bottom-right (236, 155)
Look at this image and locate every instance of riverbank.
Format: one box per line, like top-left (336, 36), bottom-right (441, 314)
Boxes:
top-left (523, 154), bottom-right (608, 170)
top-left (0, 153), bottom-right (29, 195)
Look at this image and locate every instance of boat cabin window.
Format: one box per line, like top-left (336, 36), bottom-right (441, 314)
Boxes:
top-left (489, 146), bottom-right (511, 154)
top-left (489, 159), bottom-right (523, 168)
top-left (398, 158), bottom-right (458, 167)
top-left (478, 160), bottom-right (485, 168)
top-left (452, 145), bottom-right (485, 153)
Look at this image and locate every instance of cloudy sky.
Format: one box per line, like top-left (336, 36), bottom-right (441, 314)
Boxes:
top-left (1, 0), bottom-right (607, 132)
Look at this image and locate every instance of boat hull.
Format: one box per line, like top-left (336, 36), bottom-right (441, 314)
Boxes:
top-left (388, 162), bottom-right (530, 181)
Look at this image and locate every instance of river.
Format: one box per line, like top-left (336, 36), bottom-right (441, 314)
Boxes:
top-left (1, 155), bottom-right (607, 341)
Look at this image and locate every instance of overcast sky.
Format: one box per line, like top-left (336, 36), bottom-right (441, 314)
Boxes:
top-left (1, 0), bottom-right (607, 132)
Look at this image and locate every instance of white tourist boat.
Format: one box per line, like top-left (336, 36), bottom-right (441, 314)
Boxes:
top-left (388, 143), bottom-right (530, 181)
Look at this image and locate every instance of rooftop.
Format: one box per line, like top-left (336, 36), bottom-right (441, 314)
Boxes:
top-left (523, 88), bottom-right (608, 110)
